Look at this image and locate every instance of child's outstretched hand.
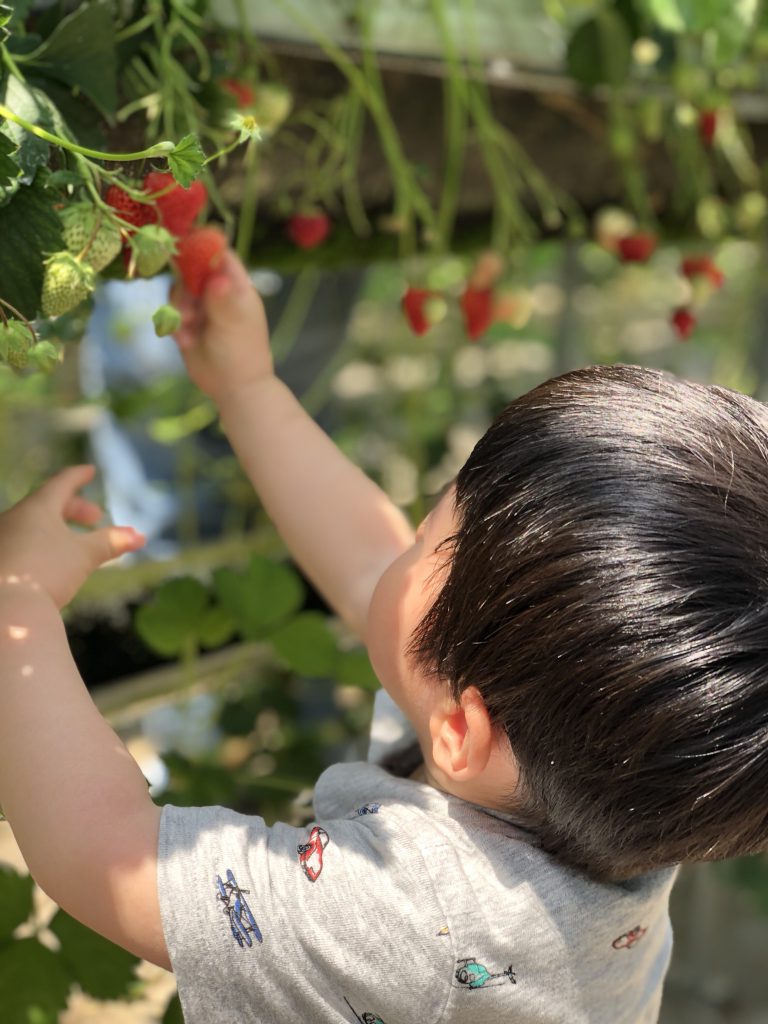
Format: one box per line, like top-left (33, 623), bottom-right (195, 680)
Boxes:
top-left (0, 465), bottom-right (145, 609)
top-left (169, 248), bottom-right (273, 404)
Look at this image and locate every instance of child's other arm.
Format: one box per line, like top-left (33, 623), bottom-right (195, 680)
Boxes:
top-left (171, 253), bottom-right (415, 639)
top-left (0, 468), bottom-right (169, 968)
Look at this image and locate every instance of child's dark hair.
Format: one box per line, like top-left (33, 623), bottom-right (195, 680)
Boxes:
top-left (408, 364), bottom-right (768, 881)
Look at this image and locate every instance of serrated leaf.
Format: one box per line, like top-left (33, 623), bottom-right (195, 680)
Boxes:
top-left (23, 0), bottom-right (117, 116)
top-left (270, 612), bottom-right (339, 677)
top-left (0, 171), bottom-right (64, 318)
top-left (49, 909), bottom-right (140, 1001)
top-left (336, 648), bottom-right (381, 692)
top-left (0, 865), bottom-right (34, 941)
top-left (0, 938), bottom-right (72, 1024)
top-left (213, 556), bottom-right (304, 639)
top-left (0, 132), bottom-right (19, 190)
top-left (135, 576), bottom-right (210, 657)
top-left (167, 133), bottom-right (205, 188)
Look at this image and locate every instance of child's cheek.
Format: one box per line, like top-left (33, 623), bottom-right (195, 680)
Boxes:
top-left (367, 549), bottom-right (422, 710)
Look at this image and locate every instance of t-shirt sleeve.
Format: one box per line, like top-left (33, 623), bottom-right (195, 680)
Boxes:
top-left (157, 802), bottom-right (451, 1024)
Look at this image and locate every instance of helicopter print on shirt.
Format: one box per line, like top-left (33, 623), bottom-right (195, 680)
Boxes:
top-left (453, 957), bottom-right (517, 989)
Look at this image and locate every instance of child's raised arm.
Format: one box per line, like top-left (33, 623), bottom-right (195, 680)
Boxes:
top-left (0, 467), bottom-right (168, 967)
top-left (170, 251), bottom-right (415, 639)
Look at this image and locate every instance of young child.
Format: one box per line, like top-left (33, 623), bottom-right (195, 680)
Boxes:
top-left (1, 250), bottom-right (767, 1024)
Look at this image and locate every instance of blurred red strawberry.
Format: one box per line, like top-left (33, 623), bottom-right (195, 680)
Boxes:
top-left (401, 287), bottom-right (444, 336)
top-left (174, 226), bottom-right (228, 297)
top-left (287, 212), bottom-right (331, 250)
top-left (671, 307), bottom-right (696, 340)
top-left (617, 232), bottom-right (658, 263)
top-left (220, 77), bottom-right (256, 109)
top-left (143, 171), bottom-right (208, 238)
top-left (699, 110), bottom-right (718, 147)
top-left (681, 254), bottom-right (724, 290)
top-left (460, 286), bottom-right (494, 341)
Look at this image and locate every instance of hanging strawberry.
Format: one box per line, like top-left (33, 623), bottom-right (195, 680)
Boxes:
top-left (617, 232), bottom-right (658, 263)
top-left (219, 77), bottom-right (257, 109)
top-left (671, 307), bottom-right (696, 340)
top-left (699, 110), bottom-right (718, 148)
top-left (401, 287), bottom-right (445, 336)
top-left (143, 171), bottom-right (208, 238)
top-left (174, 226), bottom-right (228, 296)
top-left (287, 211), bottom-right (331, 250)
top-left (59, 202), bottom-right (122, 272)
top-left (681, 255), bottom-right (724, 291)
top-left (40, 252), bottom-right (96, 318)
top-left (105, 184), bottom-right (158, 231)
top-left (125, 225), bottom-right (178, 279)
top-left (460, 286), bottom-right (495, 341)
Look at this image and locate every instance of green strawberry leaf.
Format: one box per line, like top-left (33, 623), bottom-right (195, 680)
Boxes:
top-left (0, 132), bottom-right (19, 190)
top-left (167, 134), bottom-right (205, 188)
top-left (49, 909), bottom-right (140, 1001)
top-left (0, 865), bottom-right (34, 941)
top-left (0, 938), bottom-right (72, 1024)
top-left (213, 556), bottom-right (304, 640)
top-left (336, 647), bottom-right (381, 692)
top-left (22, 0), bottom-right (117, 116)
top-left (134, 576), bottom-right (210, 657)
top-left (198, 605), bottom-right (237, 649)
top-left (163, 993), bottom-right (185, 1024)
top-left (270, 611), bottom-right (339, 677)
top-left (0, 4), bottom-right (12, 40)
top-left (0, 171), bottom-right (64, 318)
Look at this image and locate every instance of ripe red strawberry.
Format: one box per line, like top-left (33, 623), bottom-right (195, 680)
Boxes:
top-left (173, 226), bottom-right (228, 297)
top-left (617, 232), bottom-right (657, 263)
top-left (105, 184), bottom-right (158, 231)
top-left (287, 212), bottom-right (331, 250)
top-left (460, 286), bottom-right (494, 341)
top-left (681, 255), bottom-right (724, 290)
top-left (220, 77), bottom-right (256, 109)
top-left (671, 307), bottom-right (696, 340)
top-left (699, 110), bottom-right (718, 147)
top-left (401, 287), bottom-right (443, 336)
top-left (143, 171), bottom-right (208, 238)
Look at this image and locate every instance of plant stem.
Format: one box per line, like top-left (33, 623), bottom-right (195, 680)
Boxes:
top-left (235, 138), bottom-right (260, 262)
top-left (0, 103), bottom-right (174, 161)
top-left (1, 45), bottom-right (25, 82)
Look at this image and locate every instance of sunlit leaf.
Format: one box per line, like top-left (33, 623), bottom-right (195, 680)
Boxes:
top-left (213, 557), bottom-right (304, 639)
top-left (167, 134), bottom-right (205, 188)
top-left (270, 612), bottom-right (339, 677)
top-left (0, 866), bottom-right (34, 941)
top-left (135, 576), bottom-right (210, 657)
top-left (49, 909), bottom-right (140, 1001)
top-left (0, 939), bottom-right (71, 1024)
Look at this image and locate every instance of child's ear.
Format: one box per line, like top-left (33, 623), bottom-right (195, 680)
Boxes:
top-left (430, 686), bottom-right (493, 782)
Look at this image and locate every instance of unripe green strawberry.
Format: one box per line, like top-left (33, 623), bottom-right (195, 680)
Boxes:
top-left (27, 341), bottom-right (61, 374)
top-left (152, 304), bottom-right (182, 337)
top-left (41, 252), bottom-right (95, 318)
top-left (0, 318), bottom-right (34, 371)
top-left (126, 225), bottom-right (177, 278)
top-left (59, 202), bottom-right (122, 272)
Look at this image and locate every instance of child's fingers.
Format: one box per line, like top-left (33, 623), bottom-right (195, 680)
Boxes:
top-left (63, 495), bottom-right (104, 526)
top-left (202, 250), bottom-right (257, 319)
top-left (84, 525), bottom-right (146, 567)
top-left (34, 465), bottom-right (97, 512)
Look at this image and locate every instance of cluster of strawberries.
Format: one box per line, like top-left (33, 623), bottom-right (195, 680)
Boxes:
top-left (105, 172), bottom-right (225, 296)
top-left (401, 251), bottom-right (526, 342)
top-left (615, 230), bottom-right (724, 340)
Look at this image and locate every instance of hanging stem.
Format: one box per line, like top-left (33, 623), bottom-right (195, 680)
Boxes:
top-left (235, 137), bottom-right (261, 262)
top-left (430, 0), bottom-right (469, 249)
top-left (0, 103), bottom-right (174, 161)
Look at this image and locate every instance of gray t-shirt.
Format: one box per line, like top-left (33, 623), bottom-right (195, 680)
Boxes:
top-left (157, 692), bottom-right (677, 1023)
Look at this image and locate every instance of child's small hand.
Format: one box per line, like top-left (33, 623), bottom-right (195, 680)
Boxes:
top-left (169, 249), bottom-right (273, 404)
top-left (0, 465), bottom-right (145, 609)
